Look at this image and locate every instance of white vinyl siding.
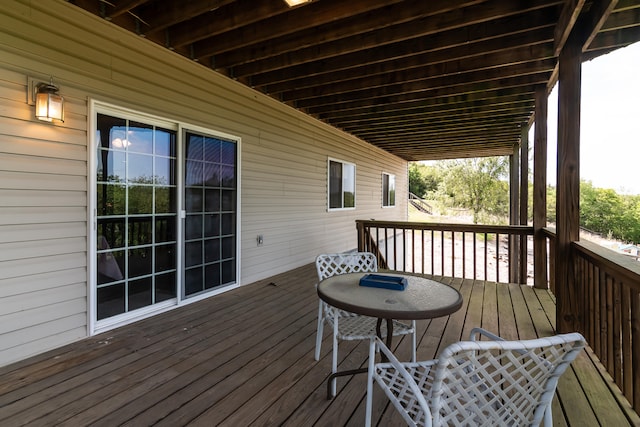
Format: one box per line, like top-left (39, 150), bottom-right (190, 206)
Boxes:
top-left (0, 66), bottom-right (88, 365)
top-left (0, 0), bottom-right (408, 367)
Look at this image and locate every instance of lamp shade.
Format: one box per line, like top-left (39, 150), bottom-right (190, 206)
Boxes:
top-left (284, 0), bottom-right (311, 6)
top-left (35, 83), bottom-right (64, 122)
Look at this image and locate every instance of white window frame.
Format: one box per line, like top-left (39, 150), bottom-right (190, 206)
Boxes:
top-left (382, 172), bottom-right (396, 207)
top-left (327, 157), bottom-right (356, 211)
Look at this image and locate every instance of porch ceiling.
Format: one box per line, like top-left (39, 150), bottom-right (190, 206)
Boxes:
top-left (68, 0), bottom-right (640, 161)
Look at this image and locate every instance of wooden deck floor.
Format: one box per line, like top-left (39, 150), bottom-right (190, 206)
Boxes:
top-left (1, 263), bottom-right (638, 426)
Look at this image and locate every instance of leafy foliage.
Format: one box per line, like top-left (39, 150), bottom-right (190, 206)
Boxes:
top-left (409, 160), bottom-right (640, 243)
top-left (580, 180), bottom-right (640, 243)
top-left (438, 157), bottom-right (509, 224)
top-left (409, 163), bottom-right (441, 197)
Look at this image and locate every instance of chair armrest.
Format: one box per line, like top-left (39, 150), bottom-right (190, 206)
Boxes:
top-left (469, 327), bottom-right (505, 342)
top-left (372, 337), bottom-right (433, 424)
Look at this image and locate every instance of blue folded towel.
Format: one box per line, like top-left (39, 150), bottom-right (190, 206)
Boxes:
top-left (359, 274), bottom-right (407, 291)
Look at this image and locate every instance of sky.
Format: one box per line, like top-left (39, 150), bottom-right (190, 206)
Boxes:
top-left (535, 41), bottom-right (640, 195)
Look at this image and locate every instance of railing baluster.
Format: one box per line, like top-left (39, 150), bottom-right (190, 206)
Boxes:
top-left (430, 229), bottom-right (434, 275)
top-left (631, 292), bottom-right (639, 412)
top-left (473, 231), bottom-right (477, 280)
top-left (451, 231), bottom-right (455, 278)
top-left (496, 232), bottom-right (500, 283)
top-left (613, 280), bottom-right (622, 387)
top-left (440, 230), bottom-right (445, 277)
top-left (621, 284), bottom-right (632, 399)
top-left (421, 229), bottom-right (425, 275)
top-left (484, 232), bottom-right (488, 281)
top-left (462, 231), bottom-right (466, 279)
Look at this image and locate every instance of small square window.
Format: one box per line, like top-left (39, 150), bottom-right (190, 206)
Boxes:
top-left (328, 158), bottom-right (356, 210)
top-left (382, 173), bottom-right (395, 207)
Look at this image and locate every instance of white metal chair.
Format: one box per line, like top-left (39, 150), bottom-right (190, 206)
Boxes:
top-left (315, 252), bottom-right (416, 397)
top-left (365, 328), bottom-right (586, 427)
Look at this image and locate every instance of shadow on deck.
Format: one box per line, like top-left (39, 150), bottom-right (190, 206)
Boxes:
top-left (0, 264), bottom-right (638, 426)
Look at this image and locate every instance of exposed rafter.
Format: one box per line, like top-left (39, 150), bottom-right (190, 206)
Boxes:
top-left (69, 0), bottom-right (640, 161)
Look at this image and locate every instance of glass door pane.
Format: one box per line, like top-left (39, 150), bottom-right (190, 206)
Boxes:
top-left (95, 113), bottom-right (178, 320)
top-left (184, 131), bottom-right (237, 297)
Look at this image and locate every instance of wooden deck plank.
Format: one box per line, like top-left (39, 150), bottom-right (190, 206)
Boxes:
top-left (0, 264), bottom-right (636, 426)
top-left (0, 286), bottom-right (283, 422)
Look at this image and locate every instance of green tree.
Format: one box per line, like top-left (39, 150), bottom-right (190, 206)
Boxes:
top-left (578, 180), bottom-right (640, 243)
top-left (580, 180), bottom-right (624, 238)
top-left (439, 157), bottom-right (509, 223)
top-left (409, 162), bottom-right (441, 198)
top-left (409, 163), bottom-right (427, 197)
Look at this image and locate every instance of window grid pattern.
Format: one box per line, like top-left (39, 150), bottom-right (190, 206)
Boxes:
top-left (184, 132), bottom-right (237, 297)
top-left (96, 113), bottom-right (177, 320)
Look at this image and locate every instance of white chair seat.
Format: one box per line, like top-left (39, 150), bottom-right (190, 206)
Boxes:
top-left (328, 309), bottom-right (415, 341)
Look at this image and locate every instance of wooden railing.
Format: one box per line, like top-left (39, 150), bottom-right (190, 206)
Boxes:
top-left (356, 220), bottom-right (533, 284)
top-left (569, 239), bottom-right (640, 414)
top-left (357, 219), bottom-right (640, 413)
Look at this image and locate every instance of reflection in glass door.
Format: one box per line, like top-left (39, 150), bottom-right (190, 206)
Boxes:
top-left (95, 113), bottom-right (177, 320)
top-left (184, 131), bottom-right (237, 297)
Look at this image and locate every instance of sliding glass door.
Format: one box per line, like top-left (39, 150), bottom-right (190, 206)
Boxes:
top-left (95, 114), bottom-right (178, 320)
top-left (184, 131), bottom-right (237, 297)
top-left (93, 107), bottom-right (238, 326)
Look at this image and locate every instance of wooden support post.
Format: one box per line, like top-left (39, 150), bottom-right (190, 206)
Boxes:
top-left (533, 85), bottom-right (549, 289)
top-left (556, 31), bottom-right (582, 333)
top-left (519, 125), bottom-right (529, 284)
top-left (509, 145), bottom-right (520, 283)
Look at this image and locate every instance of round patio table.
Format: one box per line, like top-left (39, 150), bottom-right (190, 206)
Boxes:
top-left (317, 272), bottom-right (463, 398)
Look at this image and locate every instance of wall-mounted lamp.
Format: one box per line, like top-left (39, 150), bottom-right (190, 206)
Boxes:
top-left (283, 0), bottom-right (312, 7)
top-left (34, 78), bottom-right (64, 123)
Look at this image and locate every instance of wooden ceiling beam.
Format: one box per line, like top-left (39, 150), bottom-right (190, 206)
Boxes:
top-left (325, 99), bottom-right (535, 126)
top-left (165, 0), bottom-right (288, 48)
top-left (309, 86), bottom-right (537, 116)
top-left (277, 46), bottom-right (555, 102)
top-left (239, 4), bottom-right (560, 81)
top-left (601, 6), bottom-right (640, 30)
top-left (356, 123), bottom-right (522, 141)
top-left (383, 144), bottom-right (516, 161)
top-left (370, 139), bottom-right (518, 157)
top-left (212, 0), bottom-right (485, 69)
top-left (263, 29), bottom-right (554, 94)
top-left (138, 0), bottom-right (236, 36)
top-left (294, 63), bottom-right (554, 109)
top-left (554, 0), bottom-right (586, 55)
top-left (315, 90), bottom-right (535, 119)
top-left (585, 24), bottom-right (640, 52)
top-left (104, 0), bottom-right (150, 19)
top-left (340, 111), bottom-right (533, 134)
top-left (192, 0), bottom-right (405, 59)
top-left (578, 0), bottom-right (619, 49)
top-left (366, 124), bottom-right (520, 140)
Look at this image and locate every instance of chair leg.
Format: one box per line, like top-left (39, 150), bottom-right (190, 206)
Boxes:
top-left (411, 320), bottom-right (417, 363)
top-left (365, 338), bottom-right (377, 427)
top-left (315, 302), bottom-right (324, 361)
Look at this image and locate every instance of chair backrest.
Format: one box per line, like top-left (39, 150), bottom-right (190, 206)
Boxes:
top-left (315, 252), bottom-right (378, 282)
top-left (428, 333), bottom-right (586, 426)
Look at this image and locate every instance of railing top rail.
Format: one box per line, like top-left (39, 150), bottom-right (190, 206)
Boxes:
top-left (572, 239), bottom-right (640, 290)
top-left (541, 227), bottom-right (556, 238)
top-left (356, 219), bottom-right (534, 235)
